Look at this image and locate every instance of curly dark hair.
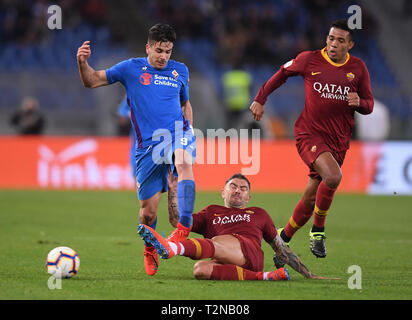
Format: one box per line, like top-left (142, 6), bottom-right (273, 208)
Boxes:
top-left (148, 23), bottom-right (177, 44)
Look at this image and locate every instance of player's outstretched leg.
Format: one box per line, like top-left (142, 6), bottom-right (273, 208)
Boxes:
top-left (138, 224), bottom-right (176, 259)
top-left (207, 264), bottom-right (290, 281)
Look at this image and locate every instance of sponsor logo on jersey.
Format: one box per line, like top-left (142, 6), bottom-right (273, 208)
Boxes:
top-left (140, 72), bottom-right (153, 85)
top-left (311, 71), bottom-right (322, 76)
top-left (212, 213), bottom-right (251, 225)
top-left (313, 81), bottom-right (350, 101)
top-left (311, 145), bottom-right (317, 152)
top-left (153, 74), bottom-right (179, 88)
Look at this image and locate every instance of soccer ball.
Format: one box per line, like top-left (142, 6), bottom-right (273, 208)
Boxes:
top-left (46, 246), bottom-right (80, 279)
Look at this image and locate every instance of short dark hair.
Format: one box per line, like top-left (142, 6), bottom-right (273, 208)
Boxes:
top-left (225, 173), bottom-right (251, 190)
top-left (148, 23), bottom-right (176, 44)
top-left (330, 19), bottom-right (354, 40)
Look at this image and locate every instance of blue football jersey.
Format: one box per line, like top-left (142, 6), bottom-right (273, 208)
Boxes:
top-left (106, 57), bottom-right (190, 149)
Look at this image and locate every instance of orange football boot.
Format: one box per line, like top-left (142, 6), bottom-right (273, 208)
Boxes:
top-left (143, 245), bottom-right (159, 276)
top-left (166, 222), bottom-right (191, 243)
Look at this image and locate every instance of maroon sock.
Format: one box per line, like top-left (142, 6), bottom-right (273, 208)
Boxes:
top-left (313, 181), bottom-right (337, 229)
top-left (179, 238), bottom-right (215, 260)
top-left (210, 264), bottom-right (261, 280)
top-left (284, 198), bottom-right (314, 239)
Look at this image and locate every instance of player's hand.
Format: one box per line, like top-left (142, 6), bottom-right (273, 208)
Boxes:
top-left (347, 92), bottom-right (360, 108)
top-left (249, 101), bottom-right (264, 121)
top-left (309, 274), bottom-right (340, 280)
top-left (77, 41), bottom-right (91, 63)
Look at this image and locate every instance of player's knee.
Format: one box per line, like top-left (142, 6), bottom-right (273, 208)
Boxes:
top-left (139, 205), bottom-right (157, 224)
top-left (174, 162), bottom-right (192, 175)
top-left (323, 172), bottom-right (342, 189)
top-left (193, 261), bottom-right (212, 280)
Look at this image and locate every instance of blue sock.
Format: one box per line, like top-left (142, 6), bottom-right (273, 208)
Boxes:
top-left (177, 180), bottom-right (196, 228)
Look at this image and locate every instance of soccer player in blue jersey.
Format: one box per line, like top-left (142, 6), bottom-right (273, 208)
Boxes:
top-left (77, 24), bottom-right (196, 276)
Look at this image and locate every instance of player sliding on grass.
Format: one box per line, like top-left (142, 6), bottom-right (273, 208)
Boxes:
top-left (250, 19), bottom-right (374, 261)
top-left (138, 174), bottom-right (335, 281)
top-left (77, 23), bottom-right (196, 276)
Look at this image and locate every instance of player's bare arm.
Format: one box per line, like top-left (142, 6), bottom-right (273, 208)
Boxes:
top-left (249, 101), bottom-right (264, 121)
top-left (77, 41), bottom-right (108, 88)
top-left (347, 92), bottom-right (360, 108)
top-left (272, 235), bottom-right (332, 279)
top-left (181, 100), bottom-right (193, 125)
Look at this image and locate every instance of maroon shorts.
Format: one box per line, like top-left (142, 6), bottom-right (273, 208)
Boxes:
top-left (295, 134), bottom-right (347, 180)
top-left (232, 233), bottom-right (264, 272)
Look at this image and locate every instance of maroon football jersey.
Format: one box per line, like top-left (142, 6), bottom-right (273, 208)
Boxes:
top-left (192, 205), bottom-right (278, 246)
top-left (255, 48), bottom-right (374, 151)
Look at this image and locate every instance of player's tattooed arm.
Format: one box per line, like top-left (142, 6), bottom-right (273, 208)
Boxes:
top-left (271, 235), bottom-right (319, 279)
top-left (167, 171), bottom-right (179, 227)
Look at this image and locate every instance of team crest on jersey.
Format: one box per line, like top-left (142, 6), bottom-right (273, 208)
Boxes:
top-left (172, 69), bottom-right (179, 79)
top-left (311, 145), bottom-right (317, 153)
top-left (140, 72), bottom-right (153, 85)
top-left (346, 72), bottom-right (355, 81)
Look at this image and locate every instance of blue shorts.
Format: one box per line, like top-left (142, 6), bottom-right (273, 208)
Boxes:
top-left (135, 128), bottom-right (196, 200)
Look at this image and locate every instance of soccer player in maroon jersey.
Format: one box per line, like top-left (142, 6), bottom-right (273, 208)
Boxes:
top-left (250, 20), bottom-right (374, 260)
top-left (138, 174), bottom-right (334, 281)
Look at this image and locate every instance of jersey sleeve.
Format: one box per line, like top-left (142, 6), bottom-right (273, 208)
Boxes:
top-left (355, 61), bottom-right (374, 115)
top-left (179, 65), bottom-right (190, 103)
top-left (259, 209), bottom-right (278, 244)
top-left (105, 59), bottom-right (130, 85)
top-left (254, 51), bottom-right (311, 105)
top-left (191, 206), bottom-right (209, 235)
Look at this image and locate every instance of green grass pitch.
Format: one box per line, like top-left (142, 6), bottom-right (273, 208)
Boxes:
top-left (0, 189), bottom-right (411, 300)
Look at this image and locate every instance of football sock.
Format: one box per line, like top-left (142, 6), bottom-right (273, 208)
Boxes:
top-left (177, 180), bottom-right (196, 228)
top-left (313, 181), bottom-right (336, 230)
top-left (170, 238), bottom-right (215, 260)
top-left (311, 225), bottom-right (325, 233)
top-left (211, 265), bottom-right (260, 280)
top-left (210, 265), bottom-right (286, 281)
top-left (284, 198), bottom-right (314, 240)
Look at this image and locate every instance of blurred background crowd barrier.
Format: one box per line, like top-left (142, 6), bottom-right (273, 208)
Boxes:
top-left (0, 0), bottom-right (411, 193)
top-left (1, 136), bottom-right (411, 194)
